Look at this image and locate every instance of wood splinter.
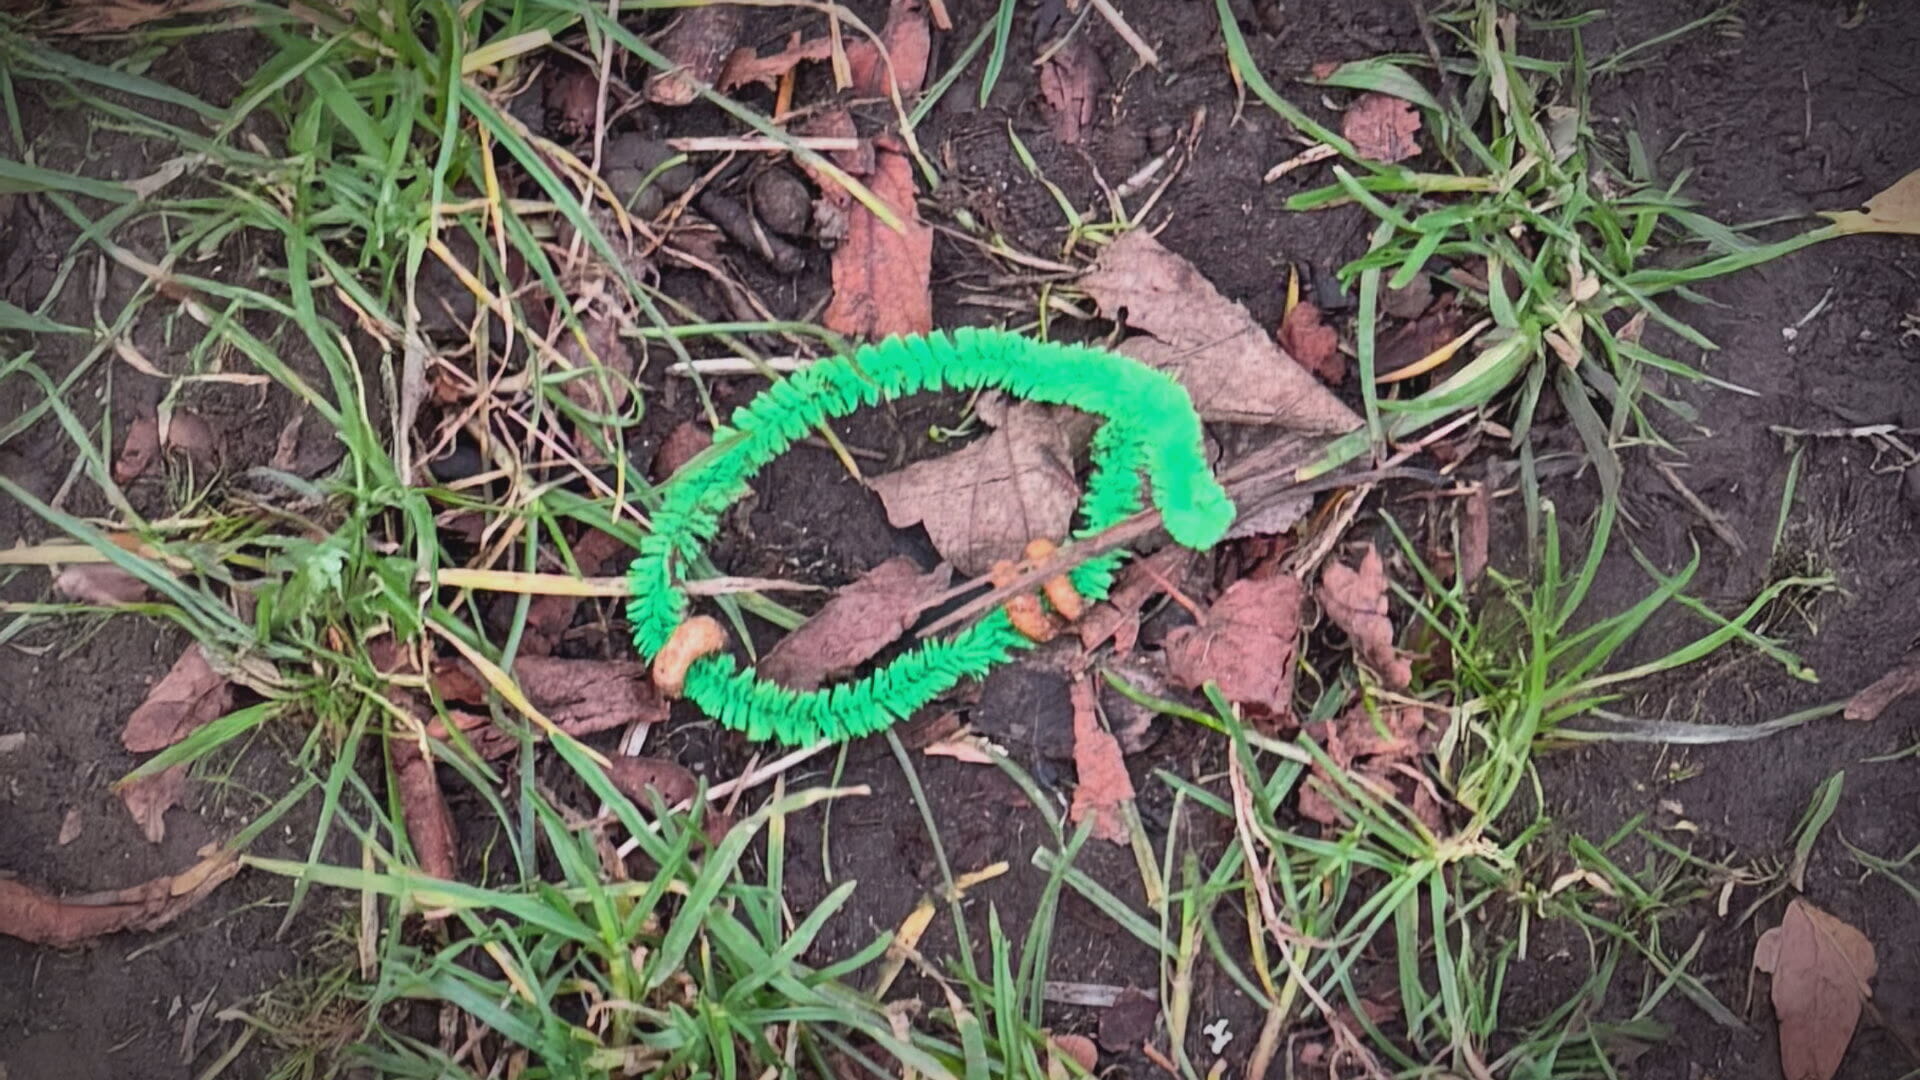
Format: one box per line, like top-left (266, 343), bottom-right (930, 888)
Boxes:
top-left (652, 615), bottom-right (728, 697)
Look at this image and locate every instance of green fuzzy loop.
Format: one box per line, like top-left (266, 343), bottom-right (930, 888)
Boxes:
top-left (628, 329), bottom-right (1234, 745)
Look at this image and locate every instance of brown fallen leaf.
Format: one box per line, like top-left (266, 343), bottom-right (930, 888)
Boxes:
top-left (1080, 231), bottom-right (1359, 431)
top-left (1038, 31), bottom-right (1106, 146)
top-left (846, 0), bottom-right (931, 98)
top-left (113, 414), bottom-right (161, 484)
top-left (608, 756), bottom-right (732, 846)
top-left (1163, 575), bottom-right (1303, 721)
top-left (823, 139), bottom-right (932, 340)
top-left (717, 32), bottom-right (835, 94)
top-left (647, 4), bottom-right (745, 106)
top-left (519, 527), bottom-right (631, 657)
top-left (1079, 546), bottom-right (1194, 655)
top-left (1277, 299), bottom-right (1343, 385)
top-left (123, 644), bottom-right (234, 753)
top-left (651, 420), bottom-right (713, 483)
top-left (1844, 649), bottom-right (1920, 722)
top-left (1342, 92), bottom-right (1422, 164)
top-left (1068, 677), bottom-right (1133, 845)
top-left (758, 557), bottom-right (952, 690)
top-left (1754, 898), bottom-right (1876, 1080)
top-left (869, 396), bottom-right (1080, 576)
top-left (393, 737), bottom-right (458, 880)
top-left (0, 847), bottom-right (241, 947)
top-left (53, 564), bottom-right (151, 607)
top-left (119, 763), bottom-right (188, 844)
top-left (1318, 545), bottom-right (1412, 690)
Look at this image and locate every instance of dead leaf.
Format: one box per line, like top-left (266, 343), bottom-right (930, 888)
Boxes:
top-left (57, 807), bottom-right (83, 846)
top-left (1844, 650), bottom-right (1920, 722)
top-left (123, 644), bottom-right (234, 753)
top-left (869, 397), bottom-right (1080, 576)
top-left (1038, 33), bottom-right (1105, 146)
top-left (1318, 545), bottom-right (1412, 689)
top-left (53, 564), bottom-right (151, 607)
top-left (758, 557), bottom-right (952, 690)
top-left (1341, 92), bottom-right (1422, 164)
top-left (846, 0), bottom-right (931, 98)
top-left (652, 421), bottom-right (714, 483)
top-left (1068, 677), bottom-right (1133, 845)
top-left (519, 528), bottom-right (630, 657)
top-left (394, 738), bottom-right (457, 880)
top-left (1164, 575), bottom-right (1304, 721)
top-left (1081, 231), bottom-right (1359, 431)
top-left (1098, 987), bottom-right (1159, 1052)
top-left (648, 4), bottom-right (745, 106)
top-left (823, 140), bottom-right (932, 340)
top-left (717, 32), bottom-right (835, 94)
top-left (0, 847), bottom-right (240, 947)
top-left (1820, 167), bottom-right (1920, 236)
top-left (119, 764), bottom-right (188, 844)
top-left (114, 414), bottom-right (161, 484)
top-left (1277, 299), bottom-right (1343, 385)
top-left (1754, 898), bottom-right (1876, 1080)
top-left (1079, 546), bottom-right (1194, 655)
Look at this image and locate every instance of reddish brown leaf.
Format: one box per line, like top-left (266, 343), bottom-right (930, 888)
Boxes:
top-left (717, 32), bottom-right (834, 94)
top-left (118, 763), bottom-right (188, 844)
top-left (1845, 650), bottom-right (1920, 722)
top-left (1081, 231), bottom-right (1359, 431)
top-left (757, 557), bottom-right (952, 690)
top-left (1068, 677), bottom-right (1132, 845)
top-left (647, 4), bottom-right (745, 106)
top-left (1079, 546), bottom-right (1194, 655)
top-left (868, 397), bottom-right (1080, 576)
top-left (651, 421), bottom-right (713, 482)
top-left (53, 564), bottom-right (150, 607)
top-left (1318, 545), bottom-right (1412, 690)
top-left (1342, 92), bottom-right (1422, 164)
top-left (823, 141), bottom-right (931, 340)
top-left (1754, 898), bottom-right (1876, 1080)
top-left (1038, 33), bottom-right (1105, 146)
top-left (393, 738), bottom-right (458, 880)
top-left (0, 849), bottom-right (240, 947)
top-left (1277, 300), bottom-right (1343, 385)
top-left (113, 414), bottom-right (161, 484)
top-left (846, 0), bottom-right (931, 98)
top-left (123, 644), bottom-right (233, 753)
top-left (1164, 575), bottom-right (1304, 721)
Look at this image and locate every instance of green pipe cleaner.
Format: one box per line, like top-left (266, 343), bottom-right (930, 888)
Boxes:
top-left (627, 328), bottom-right (1235, 745)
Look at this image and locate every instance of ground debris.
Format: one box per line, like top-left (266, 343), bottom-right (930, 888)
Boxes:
top-left (869, 396), bottom-right (1080, 576)
top-left (1081, 231), bottom-right (1359, 431)
top-left (1754, 898), bottom-right (1876, 1080)
top-left (758, 557), bottom-right (952, 690)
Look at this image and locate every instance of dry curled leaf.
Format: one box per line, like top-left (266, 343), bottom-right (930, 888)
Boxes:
top-left (1754, 898), bottom-right (1876, 1080)
top-left (53, 564), bottom-right (150, 607)
top-left (1068, 678), bottom-right (1133, 845)
top-left (1081, 231), bottom-right (1360, 431)
top-left (869, 397), bottom-right (1080, 576)
top-left (1277, 299), bottom-right (1343, 385)
top-left (0, 847), bottom-right (240, 947)
top-left (123, 644), bottom-right (234, 753)
top-left (1342, 92), bottom-right (1423, 164)
top-left (647, 4), bottom-right (745, 106)
top-left (118, 763), bottom-right (188, 845)
top-left (823, 140), bottom-right (932, 340)
top-left (1164, 575), bottom-right (1303, 722)
top-left (1318, 545), bottom-right (1413, 690)
top-left (653, 616), bottom-right (728, 697)
top-left (757, 557), bottom-right (952, 690)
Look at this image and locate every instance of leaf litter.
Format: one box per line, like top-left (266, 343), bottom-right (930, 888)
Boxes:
top-left (758, 557), bottom-right (953, 690)
top-left (1081, 231), bottom-right (1360, 431)
top-left (869, 395), bottom-right (1081, 576)
top-left (1753, 898), bottom-right (1877, 1080)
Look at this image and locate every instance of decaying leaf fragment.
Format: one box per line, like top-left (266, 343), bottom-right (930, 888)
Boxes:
top-left (1753, 898), bottom-right (1876, 1080)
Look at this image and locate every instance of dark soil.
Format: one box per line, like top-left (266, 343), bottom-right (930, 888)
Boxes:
top-left (4, 1), bottom-right (1920, 1078)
